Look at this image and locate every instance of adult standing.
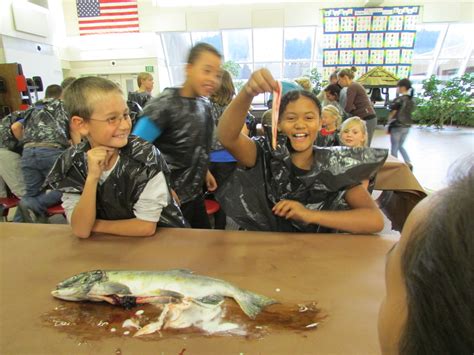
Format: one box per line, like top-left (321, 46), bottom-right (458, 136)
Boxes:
top-left (337, 67), bottom-right (377, 146)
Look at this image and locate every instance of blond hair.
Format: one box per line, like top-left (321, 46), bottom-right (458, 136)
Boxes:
top-left (210, 70), bottom-right (235, 106)
top-left (339, 116), bottom-right (368, 147)
top-left (137, 72), bottom-right (153, 88)
top-left (322, 105), bottom-right (342, 129)
top-left (294, 77), bottom-right (312, 91)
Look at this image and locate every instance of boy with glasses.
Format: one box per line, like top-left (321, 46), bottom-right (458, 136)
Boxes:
top-left (45, 77), bottom-right (187, 238)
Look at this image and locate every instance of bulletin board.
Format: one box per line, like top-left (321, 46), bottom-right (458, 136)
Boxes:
top-left (322, 6), bottom-right (419, 80)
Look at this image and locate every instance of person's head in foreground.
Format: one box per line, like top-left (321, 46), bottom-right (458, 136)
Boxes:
top-left (277, 90), bottom-right (322, 154)
top-left (64, 76), bottom-right (131, 152)
top-left (183, 42), bottom-right (223, 98)
top-left (378, 160), bottom-right (474, 354)
top-left (137, 72), bottom-right (154, 93)
top-left (340, 116), bottom-right (367, 147)
top-left (321, 105), bottom-right (342, 132)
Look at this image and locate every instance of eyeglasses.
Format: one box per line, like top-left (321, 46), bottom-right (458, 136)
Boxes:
top-left (89, 114), bottom-right (131, 126)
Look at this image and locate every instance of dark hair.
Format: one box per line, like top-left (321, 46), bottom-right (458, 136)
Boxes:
top-left (187, 42), bottom-right (222, 64)
top-left (337, 66), bottom-right (357, 80)
top-left (329, 69), bottom-right (340, 82)
top-left (63, 76), bottom-right (122, 121)
top-left (45, 84), bottom-right (63, 99)
top-left (397, 78), bottom-right (414, 98)
top-left (279, 90), bottom-right (321, 118)
top-left (60, 77), bottom-right (76, 89)
top-left (399, 161), bottom-right (474, 354)
top-left (324, 83), bottom-right (341, 98)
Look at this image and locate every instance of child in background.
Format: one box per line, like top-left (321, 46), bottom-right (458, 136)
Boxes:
top-left (217, 68), bottom-right (387, 234)
top-left (128, 72), bottom-right (154, 109)
top-left (339, 116), bottom-right (368, 148)
top-left (340, 116), bottom-right (397, 235)
top-left (17, 84), bottom-right (80, 223)
top-left (132, 43), bottom-right (222, 229)
top-left (209, 69), bottom-right (238, 229)
top-left (388, 78), bottom-right (415, 170)
top-left (46, 77), bottom-right (187, 238)
top-left (323, 83), bottom-right (346, 116)
top-left (378, 161), bottom-right (473, 354)
top-left (316, 105), bottom-right (342, 147)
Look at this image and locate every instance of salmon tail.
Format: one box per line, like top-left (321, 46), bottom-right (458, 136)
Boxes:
top-left (234, 290), bottom-right (277, 319)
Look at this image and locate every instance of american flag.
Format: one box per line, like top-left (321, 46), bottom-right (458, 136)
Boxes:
top-left (76, 0), bottom-right (139, 36)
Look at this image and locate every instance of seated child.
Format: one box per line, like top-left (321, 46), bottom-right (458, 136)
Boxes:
top-left (46, 77), bottom-right (187, 238)
top-left (340, 116), bottom-right (397, 235)
top-left (378, 162), bottom-right (473, 354)
top-left (217, 68), bottom-right (388, 234)
top-left (316, 105), bottom-right (342, 147)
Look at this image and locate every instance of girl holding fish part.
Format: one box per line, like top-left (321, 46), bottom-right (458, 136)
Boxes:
top-left (217, 68), bottom-right (388, 234)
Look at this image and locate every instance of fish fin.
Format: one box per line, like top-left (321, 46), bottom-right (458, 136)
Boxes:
top-left (195, 295), bottom-right (224, 306)
top-left (89, 282), bottom-right (132, 296)
top-left (234, 290), bottom-right (278, 319)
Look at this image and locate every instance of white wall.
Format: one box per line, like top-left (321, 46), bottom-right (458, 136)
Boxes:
top-left (0, 0), bottom-right (68, 98)
top-left (2, 36), bottom-right (63, 100)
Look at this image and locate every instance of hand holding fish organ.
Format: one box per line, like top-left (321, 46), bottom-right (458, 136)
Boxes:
top-left (51, 269), bottom-right (277, 319)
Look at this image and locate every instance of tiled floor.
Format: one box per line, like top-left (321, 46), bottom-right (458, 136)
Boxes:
top-left (371, 125), bottom-right (474, 192)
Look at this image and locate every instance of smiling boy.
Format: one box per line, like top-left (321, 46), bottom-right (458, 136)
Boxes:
top-left (133, 43), bottom-right (223, 228)
top-left (46, 77), bottom-right (187, 238)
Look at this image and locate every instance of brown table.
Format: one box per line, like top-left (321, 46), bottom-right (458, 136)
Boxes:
top-left (0, 223), bottom-right (396, 355)
top-left (374, 155), bottom-right (425, 194)
top-left (374, 155), bottom-right (427, 231)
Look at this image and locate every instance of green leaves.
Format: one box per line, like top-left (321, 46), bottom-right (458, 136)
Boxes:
top-left (413, 73), bottom-right (474, 128)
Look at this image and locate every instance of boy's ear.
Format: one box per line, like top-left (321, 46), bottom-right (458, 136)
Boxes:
top-left (70, 115), bottom-right (89, 137)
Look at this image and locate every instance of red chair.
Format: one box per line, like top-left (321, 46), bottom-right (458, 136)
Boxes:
top-left (204, 199), bottom-right (220, 215)
top-left (0, 195), bottom-right (21, 222)
top-left (46, 203), bottom-right (66, 219)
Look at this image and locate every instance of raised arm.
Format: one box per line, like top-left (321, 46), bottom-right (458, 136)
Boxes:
top-left (218, 68), bottom-right (279, 168)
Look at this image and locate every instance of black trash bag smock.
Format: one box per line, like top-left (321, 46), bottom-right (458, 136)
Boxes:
top-left (140, 88), bottom-right (213, 204)
top-left (46, 136), bottom-right (187, 228)
top-left (22, 99), bottom-right (71, 148)
top-left (315, 130), bottom-right (341, 147)
top-left (216, 135), bottom-right (388, 233)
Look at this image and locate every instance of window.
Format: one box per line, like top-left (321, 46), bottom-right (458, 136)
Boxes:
top-left (413, 24), bottom-right (445, 58)
top-left (191, 31), bottom-right (223, 54)
top-left (162, 32), bottom-right (191, 65)
top-left (439, 24), bottom-right (473, 59)
top-left (465, 55), bottom-right (474, 74)
top-left (222, 29), bottom-right (252, 62)
top-left (253, 28), bottom-right (283, 62)
top-left (284, 27), bottom-right (314, 61)
top-left (434, 58), bottom-right (463, 80)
